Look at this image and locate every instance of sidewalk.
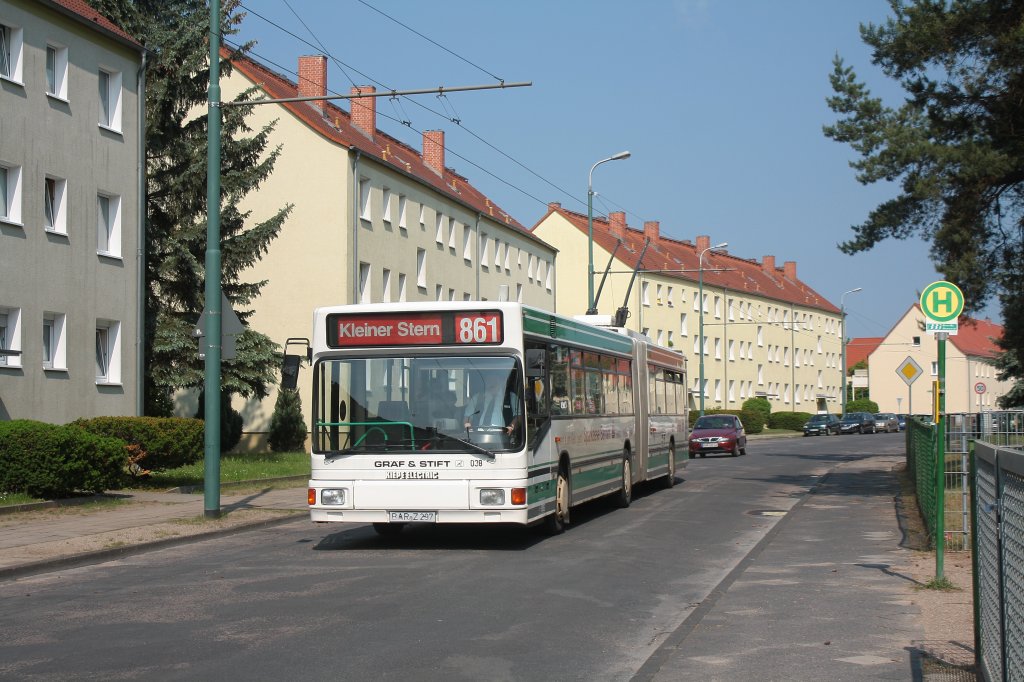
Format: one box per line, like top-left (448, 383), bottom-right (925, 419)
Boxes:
top-left (0, 483), bottom-right (309, 579)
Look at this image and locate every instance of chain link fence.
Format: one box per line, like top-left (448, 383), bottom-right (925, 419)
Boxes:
top-left (973, 441), bottom-right (1024, 682)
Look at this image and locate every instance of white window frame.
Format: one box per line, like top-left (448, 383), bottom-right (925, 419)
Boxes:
top-left (642, 281), bottom-right (650, 306)
top-left (44, 175), bottom-right (67, 234)
top-left (97, 192), bottom-right (121, 257)
top-left (418, 204), bottom-right (426, 229)
top-left (381, 187), bottom-right (392, 224)
top-left (95, 319), bottom-right (121, 384)
top-left (42, 311), bottom-right (67, 371)
top-left (416, 248), bottom-right (426, 288)
top-left (358, 261), bottom-right (371, 303)
top-left (397, 273), bottom-right (407, 302)
top-left (358, 178), bottom-right (371, 222)
top-left (98, 67), bottom-right (123, 132)
top-left (1, 23), bottom-right (24, 83)
top-left (435, 212), bottom-right (444, 244)
top-left (0, 306), bottom-right (22, 368)
top-left (381, 268), bottom-right (392, 303)
top-left (398, 194), bottom-right (407, 230)
top-left (46, 43), bottom-right (68, 100)
top-left (448, 218), bottom-right (457, 251)
top-left (680, 313), bottom-right (687, 337)
top-left (0, 163), bottom-right (22, 225)
top-left (482, 233), bottom-right (491, 268)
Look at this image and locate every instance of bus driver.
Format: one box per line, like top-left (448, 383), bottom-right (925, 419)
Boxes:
top-left (464, 370), bottom-right (521, 436)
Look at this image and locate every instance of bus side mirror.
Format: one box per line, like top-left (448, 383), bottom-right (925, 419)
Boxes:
top-left (525, 349), bottom-right (546, 378)
top-left (281, 354), bottom-right (302, 390)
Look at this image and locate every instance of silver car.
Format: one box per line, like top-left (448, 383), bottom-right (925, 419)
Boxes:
top-left (873, 413), bottom-right (899, 433)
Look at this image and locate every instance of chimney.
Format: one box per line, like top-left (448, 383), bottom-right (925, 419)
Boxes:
top-left (643, 220), bottom-right (660, 242)
top-left (762, 255), bottom-right (776, 273)
top-left (696, 235), bottom-right (710, 253)
top-left (298, 55), bottom-right (328, 110)
top-left (783, 260), bottom-right (797, 280)
top-left (609, 211), bottom-right (627, 238)
top-left (350, 86), bottom-right (376, 138)
top-left (423, 130), bottom-right (445, 175)
top-left (548, 202), bottom-right (561, 211)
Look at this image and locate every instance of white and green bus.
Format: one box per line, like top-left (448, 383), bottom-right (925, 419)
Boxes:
top-left (304, 301), bottom-right (688, 534)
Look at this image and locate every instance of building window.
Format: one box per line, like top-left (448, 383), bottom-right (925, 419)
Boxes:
top-left (97, 193), bottom-right (121, 256)
top-left (98, 68), bottom-right (122, 131)
top-left (418, 204), bottom-right (426, 229)
top-left (642, 281), bottom-right (650, 306)
top-left (680, 313), bottom-right (688, 336)
top-left (1, 23), bottom-right (24, 82)
top-left (931, 361), bottom-right (938, 376)
top-left (358, 179), bottom-right (370, 222)
top-left (398, 273), bottom-right (407, 302)
top-left (416, 248), bottom-right (426, 288)
top-left (0, 163), bottom-right (22, 224)
top-left (381, 187), bottom-right (392, 224)
top-left (435, 212), bottom-right (444, 244)
top-left (546, 263), bottom-right (553, 291)
top-left (42, 312), bottom-right (66, 370)
top-left (0, 307), bottom-right (21, 368)
top-left (382, 268), bottom-right (392, 302)
top-left (912, 336), bottom-right (921, 346)
top-left (516, 283), bottom-right (523, 302)
top-left (448, 218), bottom-right (457, 251)
top-left (46, 44), bottom-right (68, 99)
top-left (757, 326), bottom-right (764, 346)
top-left (398, 195), bottom-right (407, 230)
top-left (44, 176), bottom-right (67, 234)
top-left (96, 320), bottom-right (121, 383)
top-left (358, 262), bottom-right (371, 303)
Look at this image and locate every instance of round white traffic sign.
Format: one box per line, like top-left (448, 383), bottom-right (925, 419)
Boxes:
top-left (974, 382), bottom-right (987, 395)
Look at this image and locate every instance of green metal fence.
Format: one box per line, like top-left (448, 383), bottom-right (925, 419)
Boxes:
top-left (907, 418), bottom-right (937, 541)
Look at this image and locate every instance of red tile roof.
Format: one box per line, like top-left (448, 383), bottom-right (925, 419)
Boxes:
top-left (535, 205), bottom-right (840, 314)
top-left (225, 50), bottom-right (545, 243)
top-left (950, 313), bottom-right (1003, 359)
top-left (846, 337), bottom-right (883, 370)
top-left (42, 0), bottom-right (142, 49)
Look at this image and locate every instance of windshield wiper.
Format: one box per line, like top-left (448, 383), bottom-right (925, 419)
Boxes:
top-left (432, 431), bottom-right (496, 460)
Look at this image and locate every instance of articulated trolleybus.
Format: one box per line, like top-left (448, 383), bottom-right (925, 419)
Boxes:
top-left (306, 301), bottom-right (687, 534)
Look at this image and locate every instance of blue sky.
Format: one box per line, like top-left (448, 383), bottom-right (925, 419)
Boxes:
top-left (232, 0), bottom-right (1001, 339)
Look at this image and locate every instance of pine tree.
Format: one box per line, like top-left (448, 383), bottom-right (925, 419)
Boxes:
top-left (89, 0), bottom-right (291, 414)
top-left (268, 389), bottom-right (307, 452)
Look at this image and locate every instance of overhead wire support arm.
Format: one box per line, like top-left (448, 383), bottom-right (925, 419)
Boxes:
top-left (219, 81), bottom-right (532, 107)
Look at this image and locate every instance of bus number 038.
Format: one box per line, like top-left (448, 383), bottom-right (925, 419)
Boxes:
top-left (457, 315), bottom-right (500, 344)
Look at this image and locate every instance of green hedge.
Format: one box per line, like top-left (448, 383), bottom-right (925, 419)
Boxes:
top-left (704, 409), bottom-right (764, 434)
top-left (0, 420), bottom-right (127, 498)
top-left (846, 398), bottom-right (880, 414)
top-left (768, 411), bottom-right (814, 431)
top-left (72, 416), bottom-right (204, 473)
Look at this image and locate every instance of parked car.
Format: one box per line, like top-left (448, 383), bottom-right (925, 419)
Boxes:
top-left (839, 412), bottom-right (876, 434)
top-left (689, 414), bottom-right (747, 457)
top-left (803, 413), bottom-right (841, 436)
top-left (897, 414), bottom-right (908, 431)
top-left (874, 413), bottom-right (900, 433)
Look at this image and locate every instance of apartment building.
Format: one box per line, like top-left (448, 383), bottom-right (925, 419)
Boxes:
top-left (533, 205), bottom-right (844, 414)
top-left (867, 305), bottom-right (1010, 414)
top-left (217, 53), bottom-right (557, 447)
top-left (0, 0), bottom-right (144, 422)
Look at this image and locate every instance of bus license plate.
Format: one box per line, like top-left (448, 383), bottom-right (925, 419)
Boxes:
top-left (388, 511), bottom-right (437, 522)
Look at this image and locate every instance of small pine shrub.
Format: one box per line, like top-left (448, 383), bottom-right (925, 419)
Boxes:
top-left (268, 389), bottom-right (307, 452)
top-left (769, 411), bottom-right (814, 431)
top-left (0, 420), bottom-right (127, 498)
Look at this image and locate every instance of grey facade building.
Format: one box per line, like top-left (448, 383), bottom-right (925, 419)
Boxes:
top-left (0, 0), bottom-right (144, 422)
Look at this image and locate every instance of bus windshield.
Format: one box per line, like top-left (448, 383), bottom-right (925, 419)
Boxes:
top-left (312, 355), bottom-right (523, 456)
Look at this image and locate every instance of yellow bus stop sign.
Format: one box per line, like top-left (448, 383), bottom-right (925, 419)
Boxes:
top-left (920, 281), bottom-right (964, 323)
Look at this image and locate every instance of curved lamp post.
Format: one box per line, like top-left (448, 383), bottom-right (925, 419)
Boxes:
top-left (586, 151), bottom-right (631, 314)
top-left (840, 287), bottom-right (862, 415)
top-left (698, 242), bottom-right (728, 416)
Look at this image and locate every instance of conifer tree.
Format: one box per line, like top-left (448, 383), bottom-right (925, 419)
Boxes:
top-left (268, 389), bottom-right (307, 452)
top-left (90, 0), bottom-right (291, 414)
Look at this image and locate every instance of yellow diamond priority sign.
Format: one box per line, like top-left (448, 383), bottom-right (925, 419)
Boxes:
top-left (921, 280), bottom-right (964, 334)
top-left (897, 356), bottom-right (923, 386)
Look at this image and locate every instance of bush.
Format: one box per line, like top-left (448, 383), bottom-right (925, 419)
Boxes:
top-left (268, 389), bottom-right (307, 452)
top-left (195, 392), bottom-right (243, 453)
top-left (768, 411), bottom-right (814, 431)
top-left (704, 408), bottom-right (764, 434)
top-left (741, 397), bottom-right (771, 428)
top-left (72, 416), bottom-right (203, 473)
top-left (0, 420), bottom-right (127, 498)
top-left (846, 398), bottom-right (879, 414)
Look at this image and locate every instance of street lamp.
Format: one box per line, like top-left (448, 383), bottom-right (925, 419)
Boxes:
top-left (840, 287), bottom-right (862, 415)
top-left (698, 241), bottom-right (728, 416)
top-left (587, 151), bottom-right (631, 314)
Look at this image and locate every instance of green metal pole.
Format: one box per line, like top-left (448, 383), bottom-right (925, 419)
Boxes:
top-left (586, 186), bottom-right (594, 314)
top-left (203, 0), bottom-right (222, 519)
top-left (935, 332), bottom-right (946, 578)
top-left (698, 264), bottom-right (705, 416)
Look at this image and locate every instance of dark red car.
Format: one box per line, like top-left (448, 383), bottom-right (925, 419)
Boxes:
top-left (688, 414), bottom-right (747, 457)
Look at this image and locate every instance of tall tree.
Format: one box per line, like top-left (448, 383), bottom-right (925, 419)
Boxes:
top-left (824, 0), bottom-right (1024, 392)
top-left (90, 0), bottom-right (291, 414)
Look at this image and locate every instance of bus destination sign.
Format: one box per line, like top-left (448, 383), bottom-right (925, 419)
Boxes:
top-left (328, 311), bottom-right (503, 348)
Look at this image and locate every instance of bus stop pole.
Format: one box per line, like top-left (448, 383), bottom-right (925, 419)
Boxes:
top-left (935, 332), bottom-right (947, 579)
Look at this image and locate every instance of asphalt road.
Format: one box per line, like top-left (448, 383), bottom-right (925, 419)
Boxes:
top-left (0, 433), bottom-right (909, 681)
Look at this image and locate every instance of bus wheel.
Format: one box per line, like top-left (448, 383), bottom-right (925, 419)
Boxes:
top-left (373, 522), bottom-right (404, 536)
top-left (617, 456), bottom-right (632, 508)
top-left (545, 468), bottom-right (570, 535)
top-left (664, 447), bottom-right (677, 488)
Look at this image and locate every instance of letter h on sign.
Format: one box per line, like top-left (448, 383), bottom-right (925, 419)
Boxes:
top-left (930, 290), bottom-right (954, 316)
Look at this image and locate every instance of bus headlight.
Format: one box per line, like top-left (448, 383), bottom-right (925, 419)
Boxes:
top-left (321, 488), bottom-right (347, 505)
top-left (479, 489), bottom-right (505, 506)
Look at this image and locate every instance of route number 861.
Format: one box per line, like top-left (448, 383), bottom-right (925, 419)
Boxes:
top-left (456, 314), bottom-right (501, 344)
